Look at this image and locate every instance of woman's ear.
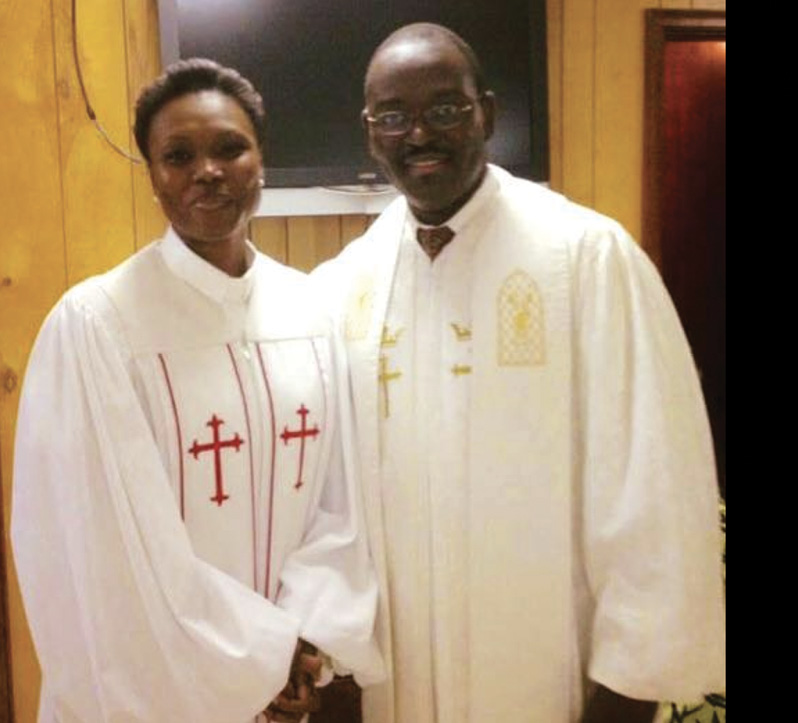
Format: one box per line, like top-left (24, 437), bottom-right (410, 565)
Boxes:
top-left (148, 165), bottom-right (161, 204)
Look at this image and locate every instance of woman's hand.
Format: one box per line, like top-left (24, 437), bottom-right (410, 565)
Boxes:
top-left (265, 640), bottom-right (323, 722)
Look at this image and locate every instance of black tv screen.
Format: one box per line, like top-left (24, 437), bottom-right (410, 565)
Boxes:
top-left (157, 0), bottom-right (549, 189)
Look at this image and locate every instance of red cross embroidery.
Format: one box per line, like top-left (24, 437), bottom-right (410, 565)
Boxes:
top-left (280, 404), bottom-right (319, 490)
top-left (188, 414), bottom-right (245, 506)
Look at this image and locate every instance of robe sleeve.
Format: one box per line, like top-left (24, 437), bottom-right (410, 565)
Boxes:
top-left (11, 286), bottom-right (300, 723)
top-left (571, 221), bottom-right (726, 702)
top-left (275, 328), bottom-right (386, 688)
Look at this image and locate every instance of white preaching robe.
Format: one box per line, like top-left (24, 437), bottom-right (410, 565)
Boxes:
top-left (11, 228), bottom-right (384, 723)
top-left (311, 165), bottom-right (726, 723)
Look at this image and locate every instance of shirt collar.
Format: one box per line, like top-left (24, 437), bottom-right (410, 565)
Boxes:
top-left (158, 226), bottom-right (258, 305)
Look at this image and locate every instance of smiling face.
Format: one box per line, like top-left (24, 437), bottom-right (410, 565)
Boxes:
top-left (364, 33), bottom-right (495, 226)
top-left (147, 89), bottom-right (264, 256)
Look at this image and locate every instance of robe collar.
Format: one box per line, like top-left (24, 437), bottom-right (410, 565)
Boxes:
top-left (158, 226), bottom-right (259, 306)
top-left (406, 165), bottom-right (501, 242)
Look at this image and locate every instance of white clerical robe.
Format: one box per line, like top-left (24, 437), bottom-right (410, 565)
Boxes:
top-left (11, 228), bottom-right (384, 723)
top-left (311, 165), bottom-right (726, 723)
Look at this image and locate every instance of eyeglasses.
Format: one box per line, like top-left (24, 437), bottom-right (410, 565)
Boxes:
top-left (364, 101), bottom-right (477, 137)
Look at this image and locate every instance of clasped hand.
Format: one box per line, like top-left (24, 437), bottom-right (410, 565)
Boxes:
top-left (265, 639), bottom-right (323, 722)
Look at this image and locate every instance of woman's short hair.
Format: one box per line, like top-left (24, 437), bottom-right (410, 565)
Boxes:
top-left (134, 58), bottom-right (266, 162)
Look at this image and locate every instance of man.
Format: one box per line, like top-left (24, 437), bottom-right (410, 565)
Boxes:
top-left (311, 22), bottom-right (726, 723)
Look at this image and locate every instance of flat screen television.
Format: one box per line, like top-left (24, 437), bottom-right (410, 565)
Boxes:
top-left (157, 0), bottom-right (549, 189)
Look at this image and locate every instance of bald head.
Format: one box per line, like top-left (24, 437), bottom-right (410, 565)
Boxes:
top-left (365, 23), bottom-right (487, 99)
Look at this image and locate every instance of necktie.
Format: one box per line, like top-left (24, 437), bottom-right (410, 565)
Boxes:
top-left (416, 225), bottom-right (455, 261)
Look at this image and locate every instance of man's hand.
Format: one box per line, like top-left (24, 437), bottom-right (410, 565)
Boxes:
top-left (265, 640), bottom-right (323, 722)
top-left (580, 684), bottom-right (658, 723)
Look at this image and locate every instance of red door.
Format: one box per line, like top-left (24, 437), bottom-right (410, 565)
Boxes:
top-left (644, 11), bottom-right (726, 499)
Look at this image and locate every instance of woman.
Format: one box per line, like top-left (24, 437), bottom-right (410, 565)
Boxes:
top-left (11, 58), bottom-right (383, 723)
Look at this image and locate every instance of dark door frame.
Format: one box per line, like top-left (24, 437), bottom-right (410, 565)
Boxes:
top-left (642, 8), bottom-right (726, 268)
top-left (642, 8), bottom-right (726, 501)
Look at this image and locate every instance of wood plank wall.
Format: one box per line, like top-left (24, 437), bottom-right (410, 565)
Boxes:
top-left (0, 0), bottom-right (723, 719)
top-left (548, 0), bottom-right (725, 244)
top-left (251, 216), bottom-right (374, 273)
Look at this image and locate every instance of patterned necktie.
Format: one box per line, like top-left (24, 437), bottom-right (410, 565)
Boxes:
top-left (416, 225), bottom-right (455, 261)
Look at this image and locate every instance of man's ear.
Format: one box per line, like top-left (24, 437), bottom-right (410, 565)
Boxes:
top-left (361, 108), bottom-right (379, 160)
top-left (479, 91), bottom-right (497, 140)
top-left (257, 154), bottom-right (266, 187)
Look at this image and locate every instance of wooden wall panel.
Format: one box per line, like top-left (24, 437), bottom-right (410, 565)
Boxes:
top-left (251, 217), bottom-right (289, 264)
top-left (554, 0), bottom-right (726, 238)
top-left (52, 0), bottom-right (137, 285)
top-left (123, 0), bottom-right (168, 250)
top-left (287, 216), bottom-right (344, 272)
top-left (593, 0), bottom-right (657, 242)
top-left (0, 443), bottom-right (10, 722)
top-left (546, 0), bottom-right (565, 191)
top-left (251, 214), bottom-right (372, 271)
top-left (341, 215), bottom-right (372, 249)
top-left (560, 0), bottom-right (596, 207)
top-left (0, 2), bottom-right (67, 720)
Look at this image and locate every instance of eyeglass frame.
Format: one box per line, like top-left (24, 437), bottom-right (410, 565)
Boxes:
top-left (362, 96), bottom-right (485, 137)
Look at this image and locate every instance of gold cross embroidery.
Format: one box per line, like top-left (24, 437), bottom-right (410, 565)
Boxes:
top-left (450, 322), bottom-right (472, 341)
top-left (450, 322), bottom-right (471, 376)
top-left (378, 354), bottom-right (402, 418)
top-left (344, 275), bottom-right (375, 341)
top-left (381, 324), bottom-right (404, 348)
